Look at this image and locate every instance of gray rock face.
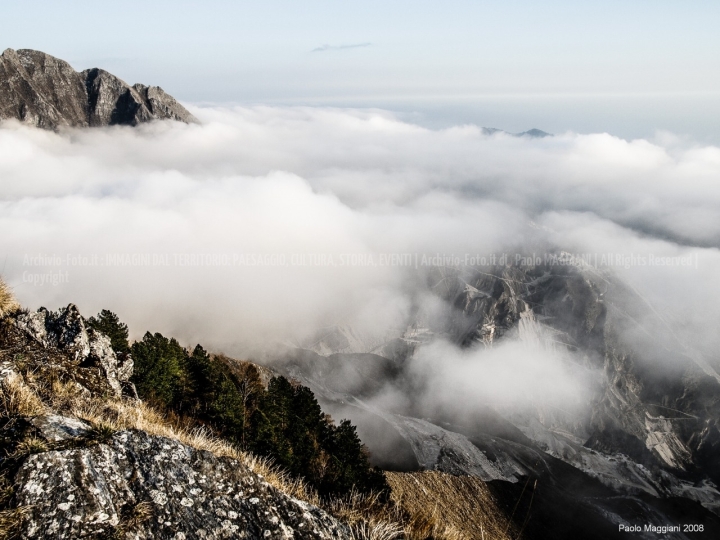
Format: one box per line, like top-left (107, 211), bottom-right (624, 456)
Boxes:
top-left (15, 430), bottom-right (350, 539)
top-left (0, 48), bottom-right (197, 129)
top-left (1, 305), bottom-right (351, 539)
top-left (354, 261), bottom-right (720, 482)
top-left (0, 48), bottom-right (89, 128)
top-left (15, 304), bottom-right (133, 397)
top-left (30, 414), bottom-right (91, 442)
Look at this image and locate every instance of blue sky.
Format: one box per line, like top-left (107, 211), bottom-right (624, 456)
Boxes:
top-left (3, 0), bottom-right (719, 139)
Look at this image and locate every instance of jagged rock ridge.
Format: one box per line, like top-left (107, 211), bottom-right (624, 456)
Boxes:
top-left (14, 304), bottom-right (134, 398)
top-left (0, 48), bottom-right (197, 129)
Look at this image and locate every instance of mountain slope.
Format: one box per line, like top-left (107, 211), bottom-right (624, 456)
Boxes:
top-left (0, 304), bottom-right (350, 538)
top-left (271, 259), bottom-right (720, 538)
top-left (1, 291), bottom-right (516, 539)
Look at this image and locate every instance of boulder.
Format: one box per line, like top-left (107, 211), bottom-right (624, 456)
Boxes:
top-left (30, 414), bottom-right (91, 442)
top-left (15, 430), bottom-right (351, 539)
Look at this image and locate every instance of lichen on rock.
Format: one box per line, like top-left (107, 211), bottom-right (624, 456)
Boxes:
top-left (14, 430), bottom-right (350, 539)
top-left (0, 303), bottom-right (354, 539)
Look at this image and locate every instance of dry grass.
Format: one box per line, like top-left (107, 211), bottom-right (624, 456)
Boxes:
top-left (0, 280), bottom-right (19, 320)
top-left (0, 474), bottom-right (26, 540)
top-left (42, 377), bottom-right (322, 504)
top-left (326, 492), bottom-right (405, 540)
top-left (386, 471), bottom-right (517, 540)
top-left (3, 374), bottom-right (417, 537)
top-left (125, 500), bottom-right (154, 527)
top-left (12, 437), bottom-right (49, 458)
top-left (0, 371), bottom-right (330, 534)
top-left (0, 372), bottom-right (47, 419)
top-left (348, 521), bottom-right (405, 540)
top-left (3, 369), bottom-right (322, 503)
top-left (325, 485), bottom-right (504, 540)
top-left (0, 506), bottom-right (32, 540)
top-left (110, 500), bottom-right (154, 538)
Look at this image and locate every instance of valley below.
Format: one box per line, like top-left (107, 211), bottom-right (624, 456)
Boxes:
top-left (270, 261), bottom-right (720, 539)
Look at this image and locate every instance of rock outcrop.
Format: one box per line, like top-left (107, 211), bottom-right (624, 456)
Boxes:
top-left (15, 429), bottom-right (349, 539)
top-left (14, 304), bottom-right (134, 397)
top-left (0, 48), bottom-right (197, 129)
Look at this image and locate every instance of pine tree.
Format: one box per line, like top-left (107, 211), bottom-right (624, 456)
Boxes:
top-left (324, 420), bottom-right (388, 496)
top-left (248, 376), bottom-right (389, 497)
top-left (87, 309), bottom-right (130, 356)
top-left (130, 332), bottom-right (188, 408)
top-left (128, 331), bottom-right (389, 498)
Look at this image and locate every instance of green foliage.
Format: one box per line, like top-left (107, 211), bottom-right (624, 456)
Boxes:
top-left (131, 332), bottom-right (187, 409)
top-left (251, 377), bottom-right (325, 478)
top-left (87, 421), bottom-right (117, 444)
top-left (88, 310), bottom-right (130, 356)
top-left (248, 377), bottom-right (387, 497)
top-left (325, 420), bottom-right (388, 495)
top-left (128, 327), bottom-right (388, 498)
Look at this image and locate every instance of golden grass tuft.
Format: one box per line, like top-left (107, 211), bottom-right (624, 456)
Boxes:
top-left (0, 280), bottom-right (19, 319)
top-left (386, 471), bottom-right (516, 540)
top-left (0, 506), bottom-right (32, 540)
top-left (12, 437), bottom-right (49, 458)
top-left (62, 385), bottom-right (321, 504)
top-left (0, 373), bottom-right (331, 531)
top-left (111, 500), bottom-right (154, 538)
top-left (87, 420), bottom-right (117, 443)
top-left (348, 521), bottom-right (404, 540)
top-left (0, 372), bottom-right (47, 418)
top-left (3, 372), bottom-right (320, 506)
top-left (61, 374), bottom-right (514, 539)
top-left (326, 487), bottom-right (477, 540)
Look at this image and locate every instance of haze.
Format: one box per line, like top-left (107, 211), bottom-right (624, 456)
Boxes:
top-left (2, 1), bottom-right (720, 141)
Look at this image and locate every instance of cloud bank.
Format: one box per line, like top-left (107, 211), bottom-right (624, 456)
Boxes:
top-left (1, 107), bottom-right (719, 369)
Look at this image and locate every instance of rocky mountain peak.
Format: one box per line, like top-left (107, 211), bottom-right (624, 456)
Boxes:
top-left (0, 48), bottom-right (197, 129)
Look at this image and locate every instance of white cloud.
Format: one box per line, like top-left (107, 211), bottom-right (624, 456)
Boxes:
top-left (0, 107), bottom-right (719, 363)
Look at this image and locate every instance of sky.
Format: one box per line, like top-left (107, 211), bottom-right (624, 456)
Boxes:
top-left (2, 0), bottom-right (719, 140)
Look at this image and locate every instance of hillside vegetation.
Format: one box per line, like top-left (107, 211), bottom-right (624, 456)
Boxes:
top-left (121, 329), bottom-right (389, 498)
top-left (0, 281), bottom-right (514, 539)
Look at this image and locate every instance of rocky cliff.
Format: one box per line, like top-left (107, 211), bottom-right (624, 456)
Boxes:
top-left (0, 48), bottom-right (197, 129)
top-left (0, 305), bottom-right (352, 539)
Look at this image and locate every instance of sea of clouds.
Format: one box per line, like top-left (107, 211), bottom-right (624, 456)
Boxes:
top-left (1, 106), bottom-right (719, 381)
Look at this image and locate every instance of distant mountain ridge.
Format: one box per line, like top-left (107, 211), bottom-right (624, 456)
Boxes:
top-left (482, 127), bottom-right (552, 138)
top-left (0, 48), bottom-right (197, 129)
